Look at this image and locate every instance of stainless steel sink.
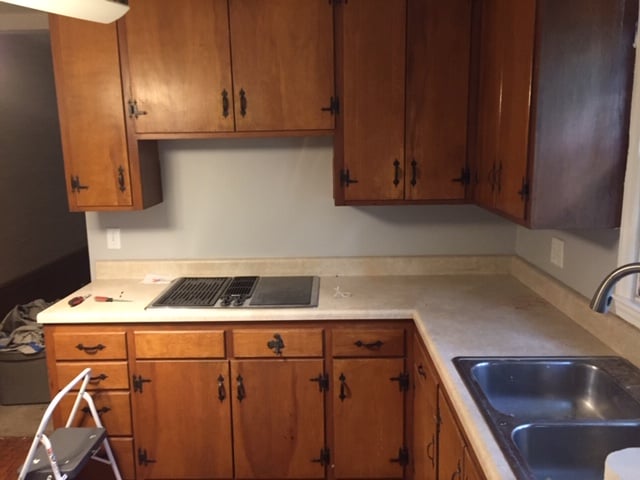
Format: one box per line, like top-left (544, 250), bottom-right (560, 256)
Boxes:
top-left (469, 359), bottom-right (640, 420)
top-left (512, 423), bottom-right (640, 480)
top-left (453, 356), bottom-right (640, 479)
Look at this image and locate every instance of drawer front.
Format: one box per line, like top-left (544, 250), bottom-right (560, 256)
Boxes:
top-left (232, 329), bottom-right (324, 357)
top-left (134, 330), bottom-right (225, 358)
top-left (53, 331), bottom-right (127, 360)
top-left (332, 328), bottom-right (405, 357)
top-left (55, 361), bottom-right (129, 390)
top-left (59, 391), bottom-right (132, 435)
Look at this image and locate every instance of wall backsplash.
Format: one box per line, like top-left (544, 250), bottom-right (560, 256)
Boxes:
top-left (85, 137), bottom-right (516, 277)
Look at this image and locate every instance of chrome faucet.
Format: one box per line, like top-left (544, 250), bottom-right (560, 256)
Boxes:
top-left (590, 263), bottom-right (640, 313)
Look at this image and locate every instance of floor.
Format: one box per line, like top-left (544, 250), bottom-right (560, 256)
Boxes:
top-left (0, 403), bottom-right (47, 437)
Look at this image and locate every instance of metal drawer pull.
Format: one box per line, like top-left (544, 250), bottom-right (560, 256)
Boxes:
top-left (236, 375), bottom-right (246, 402)
top-left (89, 373), bottom-right (108, 383)
top-left (267, 333), bottom-right (285, 355)
top-left (339, 373), bottom-right (349, 401)
top-left (354, 340), bottom-right (383, 350)
top-left (417, 364), bottom-right (427, 378)
top-left (217, 374), bottom-right (226, 402)
top-left (81, 406), bottom-right (111, 416)
top-left (75, 343), bottom-right (105, 354)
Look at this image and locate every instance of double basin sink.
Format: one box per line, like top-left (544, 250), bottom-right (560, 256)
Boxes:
top-left (454, 356), bottom-right (640, 479)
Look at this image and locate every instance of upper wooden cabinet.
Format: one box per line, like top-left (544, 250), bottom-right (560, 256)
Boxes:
top-left (121, 0), bottom-right (335, 135)
top-left (472, 0), bottom-right (637, 228)
top-left (333, 0), bottom-right (472, 204)
top-left (49, 16), bottom-right (162, 211)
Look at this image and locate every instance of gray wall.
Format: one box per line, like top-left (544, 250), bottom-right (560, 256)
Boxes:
top-left (0, 30), bottom-right (87, 285)
top-left (86, 137), bottom-right (517, 273)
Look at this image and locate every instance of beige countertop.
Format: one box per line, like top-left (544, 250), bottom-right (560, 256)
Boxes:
top-left (37, 255), bottom-right (640, 479)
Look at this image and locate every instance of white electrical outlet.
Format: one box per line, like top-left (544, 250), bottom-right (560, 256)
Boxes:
top-left (550, 237), bottom-right (564, 268)
top-left (107, 228), bottom-right (121, 250)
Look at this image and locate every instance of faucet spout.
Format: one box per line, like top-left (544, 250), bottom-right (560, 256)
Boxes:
top-left (590, 263), bottom-right (640, 313)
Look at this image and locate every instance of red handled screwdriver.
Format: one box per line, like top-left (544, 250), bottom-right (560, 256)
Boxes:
top-left (68, 294), bottom-right (91, 307)
top-left (94, 296), bottom-right (132, 302)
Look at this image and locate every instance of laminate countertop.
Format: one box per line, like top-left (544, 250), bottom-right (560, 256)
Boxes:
top-left (37, 256), bottom-right (640, 479)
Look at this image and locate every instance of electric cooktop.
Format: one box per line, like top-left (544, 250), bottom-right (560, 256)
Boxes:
top-left (146, 276), bottom-right (320, 309)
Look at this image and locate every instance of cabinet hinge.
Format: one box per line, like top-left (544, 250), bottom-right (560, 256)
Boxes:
top-left (128, 99), bottom-right (147, 119)
top-left (390, 447), bottom-right (409, 467)
top-left (137, 448), bottom-right (157, 466)
top-left (517, 177), bottom-right (530, 201)
top-left (310, 373), bottom-right (329, 392)
top-left (321, 96), bottom-right (340, 115)
top-left (390, 372), bottom-right (410, 392)
top-left (312, 447), bottom-right (331, 466)
top-left (340, 169), bottom-right (358, 187)
top-left (132, 374), bottom-right (152, 393)
top-left (70, 175), bottom-right (89, 193)
top-left (451, 166), bottom-right (471, 186)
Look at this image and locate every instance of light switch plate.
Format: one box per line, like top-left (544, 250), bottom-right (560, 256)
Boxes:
top-left (107, 228), bottom-right (121, 250)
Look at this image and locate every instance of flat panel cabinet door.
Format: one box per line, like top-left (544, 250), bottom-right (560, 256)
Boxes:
top-left (132, 360), bottom-right (233, 479)
top-left (229, 0), bottom-right (334, 132)
top-left (438, 389), bottom-right (465, 480)
top-left (405, 0), bottom-right (471, 201)
top-left (413, 339), bottom-right (438, 480)
top-left (333, 358), bottom-right (405, 479)
top-left (336, 0), bottom-right (406, 202)
top-left (123, 0), bottom-right (234, 133)
top-left (49, 16), bottom-right (133, 210)
top-left (231, 359), bottom-right (325, 479)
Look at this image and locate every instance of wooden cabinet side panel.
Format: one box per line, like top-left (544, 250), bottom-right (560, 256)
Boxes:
top-left (405, 0), bottom-right (471, 201)
top-left (437, 388), bottom-right (465, 480)
top-left (336, 0), bottom-right (406, 202)
top-left (332, 358), bottom-right (405, 479)
top-left (412, 336), bottom-right (438, 480)
top-left (49, 16), bottom-right (132, 210)
top-left (123, 0), bottom-right (234, 134)
top-left (229, 0), bottom-right (335, 132)
top-left (231, 359), bottom-right (325, 479)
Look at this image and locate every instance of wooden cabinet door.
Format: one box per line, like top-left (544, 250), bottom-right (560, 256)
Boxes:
top-left (131, 360), bottom-right (233, 479)
top-left (412, 337), bottom-right (438, 480)
top-left (332, 358), bottom-right (405, 478)
top-left (231, 359), bottom-right (325, 479)
top-left (49, 16), bottom-right (133, 209)
top-left (123, 0), bottom-right (234, 134)
top-left (228, 0), bottom-right (334, 132)
top-left (438, 388), bottom-right (465, 480)
top-left (334, 0), bottom-right (406, 202)
top-left (405, 0), bottom-right (471, 201)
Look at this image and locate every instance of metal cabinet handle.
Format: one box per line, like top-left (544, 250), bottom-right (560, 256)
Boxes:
top-left (222, 89), bottom-right (230, 118)
top-left (410, 159), bottom-right (417, 186)
top-left (217, 374), bottom-right (226, 402)
top-left (393, 159), bottom-right (401, 187)
top-left (339, 373), bottom-right (348, 401)
top-left (117, 165), bottom-right (126, 192)
top-left (89, 373), bottom-right (108, 383)
top-left (75, 343), bottom-right (105, 354)
top-left (239, 89), bottom-right (247, 117)
top-left (354, 340), bottom-right (383, 350)
top-left (236, 374), bottom-right (246, 401)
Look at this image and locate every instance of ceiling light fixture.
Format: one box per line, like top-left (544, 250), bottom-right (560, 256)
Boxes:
top-left (0, 0), bottom-right (129, 24)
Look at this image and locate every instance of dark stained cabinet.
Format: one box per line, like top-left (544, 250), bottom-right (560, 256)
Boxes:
top-left (333, 0), bottom-right (472, 204)
top-left (412, 336), bottom-right (438, 480)
top-left (49, 15), bottom-right (162, 211)
top-left (472, 0), bottom-right (637, 228)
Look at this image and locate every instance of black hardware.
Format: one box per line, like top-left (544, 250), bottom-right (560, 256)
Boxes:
top-left (517, 177), bottom-right (529, 201)
top-left (451, 459), bottom-right (462, 480)
top-left (426, 434), bottom-right (435, 467)
top-left (89, 373), bottom-right (108, 383)
top-left (496, 161), bottom-right (503, 192)
top-left (309, 373), bottom-right (329, 392)
top-left (75, 343), bottom-right (104, 354)
top-left (311, 447), bottom-right (331, 466)
top-left (267, 333), bottom-right (285, 355)
top-left (117, 165), bottom-right (126, 192)
top-left (354, 340), bottom-right (383, 350)
top-left (321, 96), bottom-right (340, 115)
top-left (416, 364), bottom-right (427, 379)
top-left (138, 448), bottom-right (157, 466)
top-left (81, 406), bottom-right (111, 416)
top-left (340, 169), bottom-right (359, 187)
top-left (70, 176), bottom-right (89, 193)
top-left (239, 89), bottom-right (247, 117)
top-left (489, 162), bottom-right (497, 192)
top-left (128, 99), bottom-right (147, 119)
top-left (222, 89), bottom-right (230, 118)
top-left (133, 375), bottom-right (152, 393)
top-left (451, 166), bottom-right (470, 185)
top-left (393, 159), bottom-right (400, 187)
top-left (329, 0), bottom-right (348, 4)
top-left (236, 375), bottom-right (246, 401)
top-left (410, 159), bottom-right (417, 186)
top-left (338, 373), bottom-right (348, 401)
top-left (217, 374), bottom-right (226, 402)
top-left (390, 372), bottom-right (410, 391)
top-left (390, 447), bottom-right (409, 466)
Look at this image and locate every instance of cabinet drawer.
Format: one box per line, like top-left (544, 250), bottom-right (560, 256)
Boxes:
top-left (59, 391), bottom-right (132, 435)
top-left (134, 330), bottom-right (225, 358)
top-left (52, 331), bottom-right (127, 360)
top-left (232, 329), bottom-right (323, 357)
top-left (332, 328), bottom-right (405, 357)
top-left (55, 361), bottom-right (129, 390)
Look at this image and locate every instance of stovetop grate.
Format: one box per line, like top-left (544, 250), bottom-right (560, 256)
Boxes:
top-left (223, 276), bottom-right (259, 297)
top-left (151, 277), bottom-right (230, 307)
